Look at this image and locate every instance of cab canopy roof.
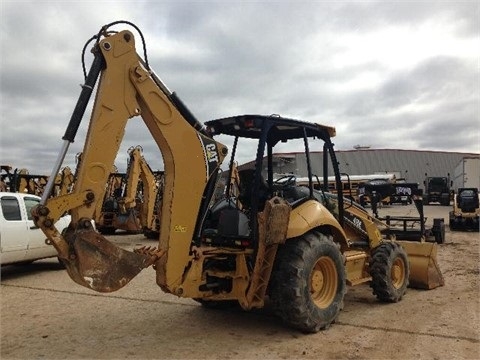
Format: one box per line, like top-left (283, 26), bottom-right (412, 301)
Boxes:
top-left (205, 114), bottom-right (336, 143)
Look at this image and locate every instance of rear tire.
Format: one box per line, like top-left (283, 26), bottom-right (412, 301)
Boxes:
top-left (269, 231), bottom-right (346, 333)
top-left (370, 242), bottom-right (409, 302)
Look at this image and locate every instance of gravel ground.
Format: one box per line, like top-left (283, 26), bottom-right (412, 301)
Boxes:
top-left (1, 204), bottom-right (479, 359)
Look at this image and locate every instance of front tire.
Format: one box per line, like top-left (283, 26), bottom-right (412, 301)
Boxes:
top-left (369, 242), bottom-right (409, 302)
top-left (269, 231), bottom-right (346, 333)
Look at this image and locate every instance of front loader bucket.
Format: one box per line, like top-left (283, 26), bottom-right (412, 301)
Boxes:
top-left (396, 240), bottom-right (445, 290)
top-left (62, 227), bottom-right (158, 292)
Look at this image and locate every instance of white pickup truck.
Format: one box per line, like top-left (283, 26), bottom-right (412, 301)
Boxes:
top-left (0, 192), bottom-right (71, 266)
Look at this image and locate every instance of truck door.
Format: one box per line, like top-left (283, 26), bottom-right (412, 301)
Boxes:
top-left (0, 195), bottom-right (29, 264)
top-left (22, 196), bottom-right (54, 260)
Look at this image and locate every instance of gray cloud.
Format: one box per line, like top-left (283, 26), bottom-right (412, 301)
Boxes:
top-left (1, 1), bottom-right (478, 175)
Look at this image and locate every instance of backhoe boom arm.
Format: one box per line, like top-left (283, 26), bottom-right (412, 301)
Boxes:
top-left (33, 29), bottom-right (227, 293)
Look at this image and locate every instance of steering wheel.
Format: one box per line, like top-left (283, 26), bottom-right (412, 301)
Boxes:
top-left (273, 175), bottom-right (296, 189)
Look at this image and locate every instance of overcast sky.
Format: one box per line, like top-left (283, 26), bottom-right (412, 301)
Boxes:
top-left (1, 1), bottom-right (479, 175)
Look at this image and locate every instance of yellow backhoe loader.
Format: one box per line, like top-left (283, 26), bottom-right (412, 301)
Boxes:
top-left (95, 146), bottom-right (160, 235)
top-left (33, 21), bottom-right (443, 333)
top-left (449, 188), bottom-right (480, 231)
top-left (94, 168), bottom-right (124, 234)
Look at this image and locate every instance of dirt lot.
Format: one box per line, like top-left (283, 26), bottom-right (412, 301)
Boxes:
top-left (1, 204), bottom-right (479, 359)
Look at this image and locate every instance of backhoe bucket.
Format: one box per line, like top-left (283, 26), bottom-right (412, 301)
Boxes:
top-left (114, 211), bottom-right (142, 233)
top-left (62, 227), bottom-right (157, 292)
top-left (396, 240), bottom-right (445, 290)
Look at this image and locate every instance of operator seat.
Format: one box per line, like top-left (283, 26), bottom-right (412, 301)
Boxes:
top-left (238, 169), bottom-right (270, 211)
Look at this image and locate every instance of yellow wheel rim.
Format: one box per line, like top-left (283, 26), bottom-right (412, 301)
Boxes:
top-left (310, 256), bottom-right (337, 309)
top-left (391, 256), bottom-right (406, 289)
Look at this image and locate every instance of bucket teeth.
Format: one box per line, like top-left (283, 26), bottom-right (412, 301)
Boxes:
top-left (134, 246), bottom-right (166, 267)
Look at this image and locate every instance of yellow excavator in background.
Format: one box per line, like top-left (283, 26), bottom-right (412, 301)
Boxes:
top-left (33, 22), bottom-right (443, 333)
top-left (94, 167), bottom-right (124, 233)
top-left (54, 166), bottom-right (75, 196)
top-left (95, 146), bottom-right (160, 235)
top-left (122, 145), bottom-right (163, 238)
top-left (9, 168), bottom-right (48, 196)
top-left (0, 165), bottom-right (73, 196)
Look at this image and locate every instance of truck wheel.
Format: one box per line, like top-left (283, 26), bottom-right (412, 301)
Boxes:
top-left (369, 242), bottom-right (409, 302)
top-left (269, 231), bottom-right (346, 333)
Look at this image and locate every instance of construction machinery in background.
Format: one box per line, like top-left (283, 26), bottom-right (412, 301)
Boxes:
top-left (449, 188), bottom-right (480, 231)
top-left (32, 22), bottom-right (444, 333)
top-left (54, 166), bottom-right (75, 196)
top-left (9, 168), bottom-right (48, 195)
top-left (423, 174), bottom-right (452, 206)
top-left (94, 168), bottom-right (126, 234)
top-left (0, 165), bottom-right (12, 191)
top-left (0, 165), bottom-right (74, 197)
top-left (95, 146), bottom-right (161, 235)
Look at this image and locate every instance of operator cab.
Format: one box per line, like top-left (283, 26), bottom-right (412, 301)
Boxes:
top-left (201, 114), bottom-right (345, 248)
top-left (457, 188), bottom-right (479, 212)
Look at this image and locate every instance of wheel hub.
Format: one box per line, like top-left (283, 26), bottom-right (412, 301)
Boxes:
top-left (310, 256), bottom-right (337, 309)
top-left (391, 257), bottom-right (406, 289)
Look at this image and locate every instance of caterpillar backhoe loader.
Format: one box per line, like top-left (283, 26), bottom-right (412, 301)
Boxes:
top-left (449, 188), bottom-right (480, 231)
top-left (32, 22), bottom-right (443, 333)
top-left (95, 146), bottom-right (159, 235)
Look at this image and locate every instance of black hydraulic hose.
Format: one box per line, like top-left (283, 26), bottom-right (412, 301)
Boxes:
top-left (62, 51), bottom-right (105, 142)
top-left (81, 35), bottom-right (99, 80)
top-left (170, 92), bottom-right (208, 137)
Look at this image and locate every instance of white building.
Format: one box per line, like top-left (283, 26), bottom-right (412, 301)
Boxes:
top-left (240, 148), bottom-right (479, 190)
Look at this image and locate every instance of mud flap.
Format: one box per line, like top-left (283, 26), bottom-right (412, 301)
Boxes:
top-left (396, 240), bottom-right (445, 290)
top-left (63, 228), bottom-right (157, 292)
